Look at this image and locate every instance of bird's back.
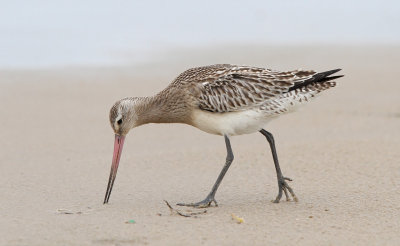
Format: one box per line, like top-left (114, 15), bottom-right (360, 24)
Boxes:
top-left (170, 64), bottom-right (340, 112)
top-left (164, 64), bottom-right (342, 135)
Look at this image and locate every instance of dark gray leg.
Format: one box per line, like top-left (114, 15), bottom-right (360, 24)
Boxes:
top-left (177, 135), bottom-right (234, 208)
top-left (260, 129), bottom-right (298, 203)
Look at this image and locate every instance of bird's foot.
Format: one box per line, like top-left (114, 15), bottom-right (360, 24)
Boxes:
top-left (177, 195), bottom-right (218, 208)
top-left (272, 176), bottom-right (298, 203)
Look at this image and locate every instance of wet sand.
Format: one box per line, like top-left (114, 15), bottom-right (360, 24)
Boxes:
top-left (0, 45), bottom-right (399, 245)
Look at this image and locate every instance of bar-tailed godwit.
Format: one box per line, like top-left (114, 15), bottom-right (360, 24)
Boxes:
top-left (104, 64), bottom-right (343, 207)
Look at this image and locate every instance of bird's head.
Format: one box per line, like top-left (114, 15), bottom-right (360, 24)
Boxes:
top-left (109, 97), bottom-right (139, 136)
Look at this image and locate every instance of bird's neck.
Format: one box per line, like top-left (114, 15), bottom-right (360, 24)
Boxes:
top-left (133, 90), bottom-right (192, 125)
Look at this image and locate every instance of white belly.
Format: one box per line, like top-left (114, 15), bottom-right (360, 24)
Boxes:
top-left (190, 109), bottom-right (273, 136)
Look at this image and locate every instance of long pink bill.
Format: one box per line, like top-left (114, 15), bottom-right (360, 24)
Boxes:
top-left (104, 134), bottom-right (125, 204)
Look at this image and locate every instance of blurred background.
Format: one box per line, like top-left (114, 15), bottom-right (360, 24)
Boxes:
top-left (1, 1), bottom-right (400, 245)
top-left (1, 0), bottom-right (399, 68)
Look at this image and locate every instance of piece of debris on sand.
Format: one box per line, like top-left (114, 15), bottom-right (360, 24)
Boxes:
top-left (231, 213), bottom-right (244, 224)
top-left (163, 200), bottom-right (207, 218)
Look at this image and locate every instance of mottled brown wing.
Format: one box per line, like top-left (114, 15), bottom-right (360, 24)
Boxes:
top-left (195, 67), bottom-right (316, 113)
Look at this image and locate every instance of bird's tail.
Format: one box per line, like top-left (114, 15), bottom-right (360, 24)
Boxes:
top-left (289, 69), bottom-right (343, 92)
top-left (262, 69), bottom-right (343, 115)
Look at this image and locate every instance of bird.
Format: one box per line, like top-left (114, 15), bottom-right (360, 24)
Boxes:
top-left (103, 64), bottom-right (343, 207)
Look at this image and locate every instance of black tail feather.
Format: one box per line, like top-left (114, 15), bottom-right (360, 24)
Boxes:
top-left (319, 75), bottom-right (344, 83)
top-left (289, 69), bottom-right (343, 92)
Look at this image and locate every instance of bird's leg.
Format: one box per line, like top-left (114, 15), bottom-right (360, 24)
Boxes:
top-left (177, 135), bottom-right (234, 208)
top-left (260, 129), bottom-right (298, 203)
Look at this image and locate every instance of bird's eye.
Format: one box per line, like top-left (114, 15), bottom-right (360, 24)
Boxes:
top-left (117, 119), bottom-right (123, 125)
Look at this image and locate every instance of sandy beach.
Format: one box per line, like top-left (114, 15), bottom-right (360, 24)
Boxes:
top-left (1, 45), bottom-right (399, 245)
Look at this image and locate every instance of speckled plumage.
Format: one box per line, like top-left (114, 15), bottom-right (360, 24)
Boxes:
top-left (171, 64), bottom-right (333, 114)
top-left (109, 64), bottom-right (342, 136)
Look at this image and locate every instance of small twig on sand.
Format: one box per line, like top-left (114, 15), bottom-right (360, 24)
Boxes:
top-left (56, 209), bottom-right (83, 215)
top-left (163, 200), bottom-right (207, 218)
